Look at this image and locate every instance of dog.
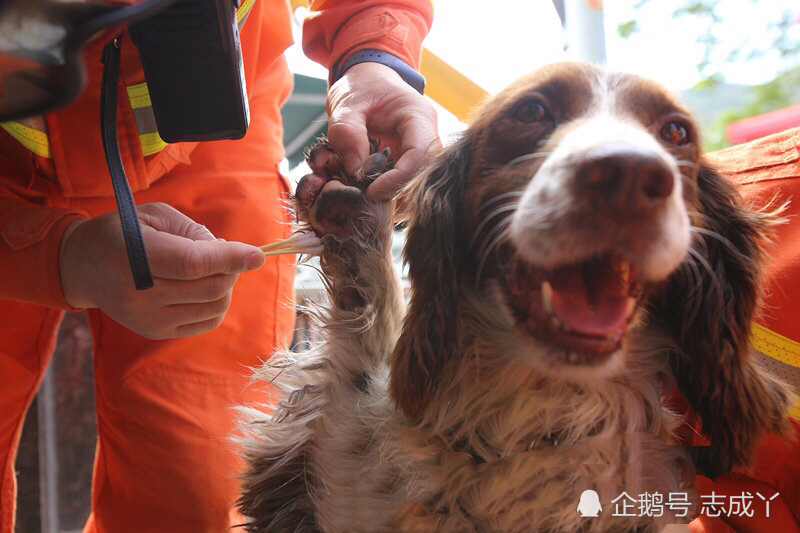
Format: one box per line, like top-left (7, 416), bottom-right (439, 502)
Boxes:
top-left (236, 62), bottom-right (792, 532)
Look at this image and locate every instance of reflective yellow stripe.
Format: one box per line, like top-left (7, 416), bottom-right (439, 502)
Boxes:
top-left (237, 0), bottom-right (256, 25)
top-left (752, 323), bottom-right (800, 368)
top-left (126, 82), bottom-right (168, 156)
top-left (0, 121), bottom-right (52, 158)
top-left (751, 324), bottom-right (800, 419)
top-left (125, 0), bottom-right (255, 154)
top-left (137, 132), bottom-right (168, 157)
top-left (126, 82), bottom-right (152, 110)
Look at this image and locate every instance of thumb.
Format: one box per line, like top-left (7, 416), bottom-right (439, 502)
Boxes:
top-left (145, 229), bottom-right (265, 279)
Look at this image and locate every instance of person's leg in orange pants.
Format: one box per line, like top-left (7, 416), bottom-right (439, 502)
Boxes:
top-left (1, 142), bottom-right (296, 531)
top-left (77, 150), bottom-right (296, 530)
top-left (0, 304), bottom-right (64, 532)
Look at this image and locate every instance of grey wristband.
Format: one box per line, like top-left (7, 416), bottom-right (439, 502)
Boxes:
top-left (332, 49), bottom-right (425, 94)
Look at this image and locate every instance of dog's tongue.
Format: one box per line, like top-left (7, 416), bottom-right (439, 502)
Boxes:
top-left (547, 258), bottom-right (632, 336)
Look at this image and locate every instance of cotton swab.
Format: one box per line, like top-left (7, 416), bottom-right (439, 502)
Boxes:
top-left (259, 232), bottom-right (324, 256)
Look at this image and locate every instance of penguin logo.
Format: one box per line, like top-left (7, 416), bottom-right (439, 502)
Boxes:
top-left (577, 489), bottom-right (602, 517)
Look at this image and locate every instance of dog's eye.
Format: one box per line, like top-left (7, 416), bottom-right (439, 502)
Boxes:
top-left (512, 99), bottom-right (550, 123)
top-left (660, 121), bottom-right (691, 145)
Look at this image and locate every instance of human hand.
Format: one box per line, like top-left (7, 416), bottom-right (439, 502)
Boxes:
top-left (59, 202), bottom-right (265, 339)
top-left (326, 61), bottom-right (440, 201)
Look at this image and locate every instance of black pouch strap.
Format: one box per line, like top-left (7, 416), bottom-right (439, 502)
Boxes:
top-left (101, 36), bottom-right (154, 290)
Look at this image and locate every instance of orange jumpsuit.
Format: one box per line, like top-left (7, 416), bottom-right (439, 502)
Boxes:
top-left (689, 127), bottom-right (800, 533)
top-left (0, 1), bottom-right (432, 531)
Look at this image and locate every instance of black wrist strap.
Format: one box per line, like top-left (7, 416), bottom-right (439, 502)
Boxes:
top-left (332, 49), bottom-right (425, 94)
top-left (101, 37), bottom-right (154, 290)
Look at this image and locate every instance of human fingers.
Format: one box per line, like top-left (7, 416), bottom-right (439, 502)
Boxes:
top-left (327, 62), bottom-right (439, 201)
top-left (327, 110), bottom-right (371, 176)
top-left (137, 202), bottom-right (217, 241)
top-left (326, 63), bottom-right (400, 175)
top-left (174, 316), bottom-right (229, 338)
top-left (144, 227), bottom-right (264, 280)
top-left (152, 273), bottom-right (238, 305)
top-left (366, 135), bottom-right (440, 202)
top-left (162, 292), bottom-right (233, 329)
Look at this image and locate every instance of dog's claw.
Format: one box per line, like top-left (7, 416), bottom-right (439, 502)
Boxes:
top-left (358, 147), bottom-right (393, 186)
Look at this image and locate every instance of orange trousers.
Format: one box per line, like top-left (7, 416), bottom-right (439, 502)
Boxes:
top-left (0, 137), bottom-right (296, 531)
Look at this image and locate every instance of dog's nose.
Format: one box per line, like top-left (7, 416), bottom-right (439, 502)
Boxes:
top-left (576, 145), bottom-right (675, 212)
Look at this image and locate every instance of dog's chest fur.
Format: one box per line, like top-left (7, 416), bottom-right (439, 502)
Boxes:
top-left (269, 285), bottom-right (688, 533)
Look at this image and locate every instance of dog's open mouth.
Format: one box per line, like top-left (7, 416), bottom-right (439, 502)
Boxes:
top-left (505, 252), bottom-right (643, 362)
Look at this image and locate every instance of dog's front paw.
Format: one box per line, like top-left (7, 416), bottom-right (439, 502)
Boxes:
top-left (294, 139), bottom-right (393, 238)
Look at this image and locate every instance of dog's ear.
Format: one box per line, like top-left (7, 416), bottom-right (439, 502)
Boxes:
top-left (390, 133), bottom-right (472, 419)
top-left (654, 162), bottom-right (791, 478)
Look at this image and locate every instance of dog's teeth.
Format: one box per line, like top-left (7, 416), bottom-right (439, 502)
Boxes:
top-left (542, 280), bottom-right (572, 332)
top-left (541, 280), bottom-right (554, 315)
top-left (626, 297), bottom-right (636, 317)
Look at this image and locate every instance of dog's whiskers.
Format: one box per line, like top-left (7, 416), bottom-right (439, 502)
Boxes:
top-left (475, 222), bottom-right (512, 289)
top-left (470, 202), bottom-right (519, 251)
top-left (485, 190), bottom-right (525, 205)
top-left (686, 246), bottom-right (723, 321)
top-left (677, 252), bottom-right (706, 323)
top-left (690, 225), bottom-right (752, 265)
top-left (676, 160), bottom-right (700, 170)
top-left (686, 210), bottom-right (711, 223)
top-left (502, 151), bottom-right (552, 169)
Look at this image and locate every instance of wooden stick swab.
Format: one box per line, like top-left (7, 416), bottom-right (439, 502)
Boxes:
top-left (259, 232), bottom-right (324, 256)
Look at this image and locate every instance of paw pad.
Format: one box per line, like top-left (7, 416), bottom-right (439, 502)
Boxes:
top-left (294, 138), bottom-right (393, 238)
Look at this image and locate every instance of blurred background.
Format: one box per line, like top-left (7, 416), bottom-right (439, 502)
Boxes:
top-left (17, 1), bottom-right (799, 531)
top-left (284, 0), bottom-right (800, 170)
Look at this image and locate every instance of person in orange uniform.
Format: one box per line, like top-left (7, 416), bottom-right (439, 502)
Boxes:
top-left (689, 127), bottom-right (800, 533)
top-left (0, 0), bottom-right (436, 531)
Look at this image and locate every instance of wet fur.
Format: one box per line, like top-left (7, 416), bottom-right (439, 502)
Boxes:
top-left (236, 63), bottom-right (792, 532)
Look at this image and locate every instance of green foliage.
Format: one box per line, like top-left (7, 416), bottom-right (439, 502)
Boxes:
top-left (617, 20), bottom-right (639, 38)
top-left (691, 73), bottom-right (723, 92)
top-left (674, 1), bottom-right (718, 18)
top-left (619, 0), bottom-right (799, 148)
top-left (698, 65), bottom-right (800, 150)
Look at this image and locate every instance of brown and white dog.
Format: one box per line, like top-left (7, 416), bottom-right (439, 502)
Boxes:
top-left (236, 62), bottom-right (792, 532)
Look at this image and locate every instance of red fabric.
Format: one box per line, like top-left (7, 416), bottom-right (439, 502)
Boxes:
top-left (728, 104), bottom-right (800, 145)
top-left (0, 17), bottom-right (299, 526)
top-left (0, 0), bottom-right (430, 309)
top-left (0, 165), bottom-right (296, 533)
top-left (303, 0), bottom-right (433, 82)
top-left (687, 127), bottom-right (800, 533)
top-left (690, 471), bottom-right (800, 533)
top-left (0, 0), bottom-right (294, 309)
top-left (710, 128), bottom-right (800, 342)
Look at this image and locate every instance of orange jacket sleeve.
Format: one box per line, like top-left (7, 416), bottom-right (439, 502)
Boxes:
top-left (302, 0), bottom-right (433, 81)
top-left (0, 196), bottom-right (87, 309)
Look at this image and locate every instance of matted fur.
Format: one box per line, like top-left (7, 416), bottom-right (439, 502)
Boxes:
top-left (236, 62), bottom-right (793, 532)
